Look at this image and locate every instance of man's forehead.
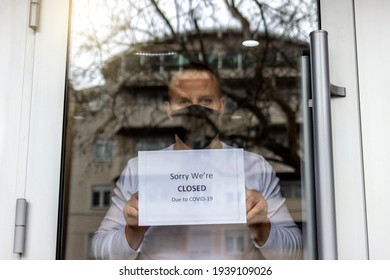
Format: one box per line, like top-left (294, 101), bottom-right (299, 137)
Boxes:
top-left (171, 70), bottom-right (214, 85)
top-left (168, 69), bottom-right (221, 100)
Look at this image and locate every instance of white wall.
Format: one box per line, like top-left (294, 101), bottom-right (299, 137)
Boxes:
top-left (0, 0), bottom-right (69, 259)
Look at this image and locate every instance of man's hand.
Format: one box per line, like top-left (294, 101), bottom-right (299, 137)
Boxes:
top-left (246, 188), bottom-right (268, 224)
top-left (123, 192), bottom-right (141, 227)
top-left (246, 188), bottom-right (271, 246)
top-left (123, 192), bottom-right (149, 250)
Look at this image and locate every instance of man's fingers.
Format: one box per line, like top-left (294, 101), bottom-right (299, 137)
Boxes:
top-left (129, 192), bottom-right (139, 210)
top-left (123, 192), bottom-right (141, 227)
top-left (245, 189), bottom-right (259, 212)
top-left (128, 204), bottom-right (139, 217)
top-left (247, 198), bottom-right (267, 222)
top-left (245, 188), bottom-right (268, 224)
top-left (246, 194), bottom-right (257, 213)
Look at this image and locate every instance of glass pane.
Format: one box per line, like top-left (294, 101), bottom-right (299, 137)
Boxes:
top-left (61, 0), bottom-right (318, 260)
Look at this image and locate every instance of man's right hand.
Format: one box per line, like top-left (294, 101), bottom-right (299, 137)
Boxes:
top-left (123, 192), bottom-right (149, 250)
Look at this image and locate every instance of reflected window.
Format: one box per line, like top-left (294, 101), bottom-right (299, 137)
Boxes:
top-left (94, 139), bottom-right (114, 162)
top-left (225, 231), bottom-right (247, 254)
top-left (222, 52), bottom-right (240, 69)
top-left (91, 185), bottom-right (112, 209)
top-left (188, 231), bottom-right (212, 255)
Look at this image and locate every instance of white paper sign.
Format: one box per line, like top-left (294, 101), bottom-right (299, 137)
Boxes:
top-left (138, 148), bottom-right (246, 226)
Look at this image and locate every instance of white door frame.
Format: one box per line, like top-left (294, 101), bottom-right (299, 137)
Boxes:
top-left (0, 0), bottom-right (70, 259)
top-left (321, 0), bottom-right (369, 259)
top-left (353, 0), bottom-right (390, 259)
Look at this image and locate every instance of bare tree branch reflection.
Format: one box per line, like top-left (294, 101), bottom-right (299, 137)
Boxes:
top-left (69, 0), bottom-right (317, 173)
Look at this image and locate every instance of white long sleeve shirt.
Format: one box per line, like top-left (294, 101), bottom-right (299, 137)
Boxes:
top-left (92, 144), bottom-right (303, 259)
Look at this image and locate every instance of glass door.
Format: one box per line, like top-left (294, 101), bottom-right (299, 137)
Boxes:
top-left (59, 0), bottom-right (318, 260)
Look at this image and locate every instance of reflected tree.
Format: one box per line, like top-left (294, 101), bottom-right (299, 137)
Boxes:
top-left (69, 0), bottom-right (317, 173)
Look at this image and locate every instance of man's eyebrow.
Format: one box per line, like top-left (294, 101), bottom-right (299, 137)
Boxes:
top-left (172, 95), bottom-right (191, 102)
top-left (198, 94), bottom-right (213, 99)
top-left (199, 92), bottom-right (220, 99)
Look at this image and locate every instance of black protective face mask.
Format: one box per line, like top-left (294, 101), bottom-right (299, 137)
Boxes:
top-left (171, 105), bottom-right (220, 149)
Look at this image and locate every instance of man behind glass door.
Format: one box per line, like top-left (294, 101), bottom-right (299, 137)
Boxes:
top-left (92, 65), bottom-right (303, 259)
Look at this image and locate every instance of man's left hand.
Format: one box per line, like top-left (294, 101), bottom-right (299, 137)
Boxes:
top-left (245, 188), bottom-right (271, 246)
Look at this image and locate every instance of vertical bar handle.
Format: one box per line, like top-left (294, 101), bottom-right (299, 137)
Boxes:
top-left (309, 30), bottom-right (338, 260)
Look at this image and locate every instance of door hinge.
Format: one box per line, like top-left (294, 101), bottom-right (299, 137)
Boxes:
top-left (29, 0), bottom-right (41, 31)
top-left (13, 198), bottom-right (27, 254)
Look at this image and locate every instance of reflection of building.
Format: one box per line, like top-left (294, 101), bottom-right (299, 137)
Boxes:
top-left (64, 31), bottom-right (307, 259)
